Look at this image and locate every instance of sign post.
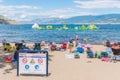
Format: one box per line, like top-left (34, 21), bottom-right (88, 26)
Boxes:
top-left (17, 50), bottom-right (48, 76)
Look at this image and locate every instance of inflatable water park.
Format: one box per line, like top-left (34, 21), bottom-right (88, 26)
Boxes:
top-left (32, 23), bottom-right (99, 31)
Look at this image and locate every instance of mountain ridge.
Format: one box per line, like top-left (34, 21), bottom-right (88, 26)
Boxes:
top-left (22, 14), bottom-right (120, 24)
top-left (0, 15), bottom-right (19, 24)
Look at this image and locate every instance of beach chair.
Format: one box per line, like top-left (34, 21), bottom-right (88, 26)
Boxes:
top-left (77, 47), bottom-right (84, 53)
top-left (61, 43), bottom-right (67, 50)
top-left (33, 43), bottom-right (41, 50)
top-left (86, 52), bottom-right (94, 58)
top-left (15, 43), bottom-right (24, 50)
top-left (101, 52), bottom-right (108, 58)
top-left (50, 45), bottom-right (56, 51)
top-left (111, 48), bottom-right (120, 61)
top-left (5, 43), bottom-right (15, 52)
top-left (95, 51), bottom-right (101, 58)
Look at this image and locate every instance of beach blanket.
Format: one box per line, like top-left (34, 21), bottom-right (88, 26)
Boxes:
top-left (65, 54), bottom-right (74, 59)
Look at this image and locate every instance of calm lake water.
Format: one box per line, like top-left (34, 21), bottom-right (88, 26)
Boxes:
top-left (0, 24), bottom-right (120, 44)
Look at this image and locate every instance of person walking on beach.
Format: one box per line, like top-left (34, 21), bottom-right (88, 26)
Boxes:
top-left (69, 37), bottom-right (74, 53)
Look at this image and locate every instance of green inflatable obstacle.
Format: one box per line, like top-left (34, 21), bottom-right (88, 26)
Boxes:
top-left (63, 24), bottom-right (69, 30)
top-left (87, 24), bottom-right (99, 30)
top-left (80, 25), bottom-right (86, 30)
top-left (46, 25), bottom-right (53, 30)
top-left (74, 26), bottom-right (79, 30)
top-left (36, 26), bottom-right (43, 30)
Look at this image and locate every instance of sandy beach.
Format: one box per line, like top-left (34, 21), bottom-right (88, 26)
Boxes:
top-left (0, 43), bottom-right (120, 80)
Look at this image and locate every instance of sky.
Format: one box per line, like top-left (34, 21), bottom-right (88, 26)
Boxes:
top-left (0, 0), bottom-right (120, 21)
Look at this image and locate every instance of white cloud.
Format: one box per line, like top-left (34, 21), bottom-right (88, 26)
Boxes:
top-left (74, 0), bottom-right (120, 9)
top-left (0, 4), bottom-right (41, 21)
top-left (20, 14), bottom-right (27, 19)
top-left (0, 5), bottom-right (39, 11)
top-left (14, 5), bottom-right (39, 9)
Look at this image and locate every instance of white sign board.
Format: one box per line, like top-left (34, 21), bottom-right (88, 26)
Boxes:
top-left (19, 52), bottom-right (47, 75)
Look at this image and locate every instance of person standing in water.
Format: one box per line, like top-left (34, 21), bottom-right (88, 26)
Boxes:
top-left (75, 34), bottom-right (79, 47)
top-left (2, 39), bottom-right (7, 50)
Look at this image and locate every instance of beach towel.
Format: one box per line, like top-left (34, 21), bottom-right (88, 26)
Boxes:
top-left (101, 57), bottom-right (110, 62)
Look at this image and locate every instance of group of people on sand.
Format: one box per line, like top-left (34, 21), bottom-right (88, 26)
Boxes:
top-left (67, 37), bottom-right (120, 62)
top-left (103, 40), bottom-right (120, 62)
top-left (2, 36), bottom-right (120, 63)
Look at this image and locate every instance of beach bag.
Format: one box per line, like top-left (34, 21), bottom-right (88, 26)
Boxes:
top-left (74, 54), bottom-right (80, 59)
top-left (33, 43), bottom-right (41, 50)
top-left (5, 55), bottom-right (12, 63)
top-left (56, 47), bottom-right (61, 51)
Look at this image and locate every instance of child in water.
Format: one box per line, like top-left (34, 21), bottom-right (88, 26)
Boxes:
top-left (83, 37), bottom-right (88, 43)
